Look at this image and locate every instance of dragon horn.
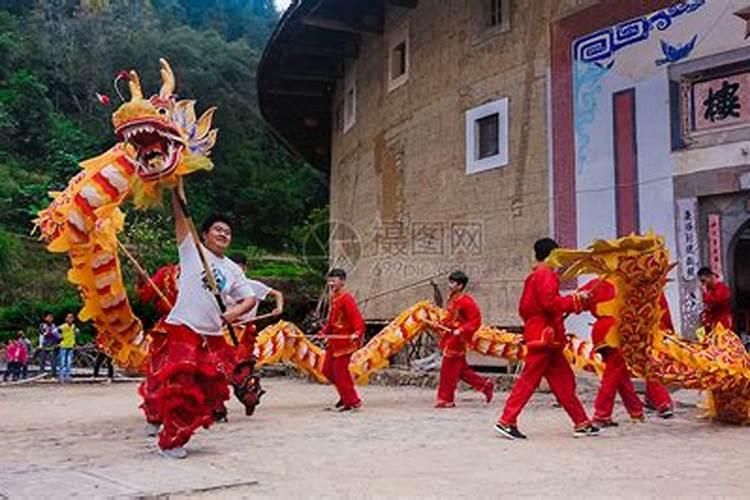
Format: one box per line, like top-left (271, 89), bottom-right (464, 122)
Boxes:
top-left (128, 70), bottom-right (143, 100)
top-left (159, 58), bottom-right (175, 98)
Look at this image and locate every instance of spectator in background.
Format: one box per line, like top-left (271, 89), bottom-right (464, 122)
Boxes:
top-left (38, 312), bottom-right (60, 376)
top-left (58, 313), bottom-right (79, 383)
top-left (16, 330), bottom-right (34, 378)
top-left (93, 351), bottom-right (114, 380)
top-left (3, 340), bottom-right (19, 382)
top-left (15, 332), bottom-right (28, 380)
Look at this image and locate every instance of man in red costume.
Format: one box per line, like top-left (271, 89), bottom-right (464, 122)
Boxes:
top-left (434, 271), bottom-right (494, 408)
top-left (318, 268), bottom-right (365, 411)
top-left (140, 181), bottom-right (259, 459)
top-left (495, 238), bottom-right (599, 440)
top-left (698, 267), bottom-right (733, 331)
top-left (581, 278), bottom-right (644, 427)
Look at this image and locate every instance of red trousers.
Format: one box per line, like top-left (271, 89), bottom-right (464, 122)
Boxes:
top-left (645, 380), bottom-right (672, 412)
top-left (436, 355), bottom-right (491, 404)
top-left (499, 347), bottom-right (590, 428)
top-left (322, 351), bottom-right (360, 407)
top-left (139, 323), bottom-right (235, 450)
top-left (593, 348), bottom-right (644, 421)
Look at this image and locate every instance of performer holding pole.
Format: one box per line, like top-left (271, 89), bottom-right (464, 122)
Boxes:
top-left (495, 238), bottom-right (599, 440)
top-left (698, 267), bottom-right (733, 331)
top-left (317, 269), bottom-right (364, 412)
top-left (433, 271), bottom-right (494, 408)
top-left (140, 179), bottom-right (258, 459)
top-left (225, 254), bottom-right (285, 418)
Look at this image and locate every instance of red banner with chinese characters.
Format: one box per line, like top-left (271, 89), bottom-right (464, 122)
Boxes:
top-left (708, 213), bottom-right (723, 280)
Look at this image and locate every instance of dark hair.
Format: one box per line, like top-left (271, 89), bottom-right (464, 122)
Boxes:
top-left (534, 238), bottom-right (559, 262)
top-left (448, 270), bottom-right (469, 288)
top-left (697, 267), bottom-right (715, 278)
top-left (43, 311), bottom-right (53, 318)
top-left (327, 268), bottom-right (347, 280)
top-left (229, 253), bottom-right (248, 266)
top-left (200, 213), bottom-right (233, 236)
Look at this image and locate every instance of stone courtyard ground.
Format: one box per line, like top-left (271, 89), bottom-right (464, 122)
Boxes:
top-left (1, 378), bottom-right (748, 499)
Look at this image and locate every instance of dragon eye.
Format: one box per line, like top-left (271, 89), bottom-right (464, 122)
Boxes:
top-left (158, 108), bottom-right (168, 115)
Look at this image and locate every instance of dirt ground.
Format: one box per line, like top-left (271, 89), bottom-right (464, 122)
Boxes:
top-left (0, 378), bottom-right (748, 499)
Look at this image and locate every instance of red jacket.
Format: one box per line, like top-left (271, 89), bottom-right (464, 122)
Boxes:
top-left (580, 278), bottom-right (616, 350)
top-left (702, 282), bottom-right (733, 331)
top-left (519, 264), bottom-right (583, 349)
top-left (320, 291), bottom-right (365, 357)
top-left (136, 264), bottom-right (179, 316)
top-left (439, 292), bottom-right (482, 357)
top-left (5, 342), bottom-right (18, 363)
top-left (658, 294), bottom-right (674, 332)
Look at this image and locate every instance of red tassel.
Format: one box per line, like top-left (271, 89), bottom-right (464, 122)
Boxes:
top-left (95, 92), bottom-right (111, 106)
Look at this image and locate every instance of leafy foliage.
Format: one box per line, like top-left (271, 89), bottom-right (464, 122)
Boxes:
top-left (0, 1), bottom-right (329, 334)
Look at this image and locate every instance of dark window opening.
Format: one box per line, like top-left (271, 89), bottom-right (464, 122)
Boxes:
top-left (489, 0), bottom-right (502, 27)
top-left (476, 113), bottom-right (500, 159)
top-left (391, 41), bottom-right (407, 80)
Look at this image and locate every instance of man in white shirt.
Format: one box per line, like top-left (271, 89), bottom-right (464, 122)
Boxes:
top-left (140, 181), bottom-right (258, 459)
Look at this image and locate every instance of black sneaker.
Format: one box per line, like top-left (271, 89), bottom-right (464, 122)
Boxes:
top-left (573, 425), bottom-right (601, 438)
top-left (338, 402), bottom-right (361, 412)
top-left (335, 400), bottom-right (344, 408)
top-left (592, 419), bottom-right (619, 428)
top-left (494, 422), bottom-right (527, 440)
top-left (658, 408), bottom-right (674, 419)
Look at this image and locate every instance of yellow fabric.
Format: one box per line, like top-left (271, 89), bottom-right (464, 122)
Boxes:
top-left (59, 324), bottom-right (77, 348)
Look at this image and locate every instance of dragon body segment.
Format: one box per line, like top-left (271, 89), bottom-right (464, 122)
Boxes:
top-left (549, 234), bottom-right (750, 424)
top-left (35, 61), bottom-right (747, 424)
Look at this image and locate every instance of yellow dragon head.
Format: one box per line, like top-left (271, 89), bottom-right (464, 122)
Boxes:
top-left (111, 58), bottom-right (217, 207)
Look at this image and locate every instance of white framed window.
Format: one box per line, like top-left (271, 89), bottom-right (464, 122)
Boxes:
top-left (465, 97), bottom-right (509, 175)
top-left (343, 61), bottom-right (356, 133)
top-left (387, 22), bottom-right (409, 92)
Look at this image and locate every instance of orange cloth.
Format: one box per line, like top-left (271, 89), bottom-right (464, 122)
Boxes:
top-left (438, 292), bottom-right (482, 357)
top-left (702, 282), bottom-right (733, 331)
top-left (320, 291), bottom-right (365, 357)
top-left (519, 264), bottom-right (583, 349)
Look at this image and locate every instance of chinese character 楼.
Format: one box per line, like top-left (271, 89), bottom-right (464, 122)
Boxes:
top-left (703, 80), bottom-right (741, 123)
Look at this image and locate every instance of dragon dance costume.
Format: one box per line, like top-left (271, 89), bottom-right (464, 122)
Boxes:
top-left (141, 231), bottom-right (261, 452)
top-left (498, 262), bottom-right (592, 430)
top-left (320, 290), bottom-right (365, 409)
top-left (435, 291), bottom-right (494, 407)
top-left (583, 278), bottom-right (645, 424)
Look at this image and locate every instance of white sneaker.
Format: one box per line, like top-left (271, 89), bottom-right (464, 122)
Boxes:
top-left (145, 423), bottom-right (160, 437)
top-left (159, 446), bottom-right (188, 459)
